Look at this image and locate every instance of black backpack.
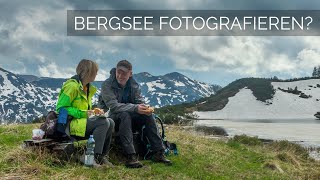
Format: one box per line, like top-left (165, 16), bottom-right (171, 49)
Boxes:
top-left (40, 108), bottom-right (72, 140)
top-left (133, 114), bottom-right (178, 160)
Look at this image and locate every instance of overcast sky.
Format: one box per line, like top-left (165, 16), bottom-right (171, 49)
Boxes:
top-left (1, 0), bottom-right (320, 86)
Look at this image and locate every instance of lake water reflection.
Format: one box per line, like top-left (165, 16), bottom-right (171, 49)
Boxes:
top-left (196, 118), bottom-right (320, 147)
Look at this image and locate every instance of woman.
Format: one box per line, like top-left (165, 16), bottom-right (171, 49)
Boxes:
top-left (56, 59), bottom-right (114, 167)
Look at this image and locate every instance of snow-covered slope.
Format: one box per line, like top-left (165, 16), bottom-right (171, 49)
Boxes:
top-left (26, 72), bottom-right (220, 108)
top-left (135, 72), bottom-right (220, 107)
top-left (196, 79), bottom-right (320, 119)
top-left (0, 68), bottom-right (58, 124)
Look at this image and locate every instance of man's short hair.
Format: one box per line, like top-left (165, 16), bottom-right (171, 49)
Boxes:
top-left (116, 60), bottom-right (132, 72)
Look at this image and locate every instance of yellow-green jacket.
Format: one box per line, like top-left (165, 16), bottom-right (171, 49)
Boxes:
top-left (56, 75), bottom-right (97, 137)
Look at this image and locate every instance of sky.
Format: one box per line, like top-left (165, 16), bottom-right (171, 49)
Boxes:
top-left (1, 0), bottom-right (320, 86)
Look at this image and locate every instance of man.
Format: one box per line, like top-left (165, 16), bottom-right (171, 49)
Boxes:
top-left (98, 60), bottom-right (171, 168)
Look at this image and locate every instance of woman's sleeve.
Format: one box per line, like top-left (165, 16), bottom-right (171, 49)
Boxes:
top-left (56, 83), bottom-right (87, 119)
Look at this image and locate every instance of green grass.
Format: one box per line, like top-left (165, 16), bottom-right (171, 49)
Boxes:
top-left (0, 124), bottom-right (320, 179)
top-left (195, 78), bottom-right (275, 111)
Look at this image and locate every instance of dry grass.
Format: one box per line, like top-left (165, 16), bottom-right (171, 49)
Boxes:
top-left (0, 124), bottom-right (320, 179)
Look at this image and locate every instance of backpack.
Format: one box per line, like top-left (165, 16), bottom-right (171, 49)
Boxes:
top-left (134, 114), bottom-right (178, 160)
top-left (40, 108), bottom-right (72, 140)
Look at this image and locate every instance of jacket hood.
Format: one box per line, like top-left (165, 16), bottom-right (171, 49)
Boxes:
top-left (110, 68), bottom-right (116, 79)
top-left (67, 74), bottom-right (96, 93)
top-left (70, 74), bottom-right (81, 82)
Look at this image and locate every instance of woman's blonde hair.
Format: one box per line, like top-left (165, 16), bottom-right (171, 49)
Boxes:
top-left (76, 59), bottom-right (99, 82)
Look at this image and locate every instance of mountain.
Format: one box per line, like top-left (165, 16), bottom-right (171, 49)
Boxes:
top-left (134, 72), bottom-right (221, 107)
top-left (17, 75), bottom-right (40, 82)
top-left (0, 68), bottom-right (220, 124)
top-left (22, 71), bottom-right (220, 108)
top-left (194, 78), bottom-right (320, 119)
top-left (30, 77), bottom-right (69, 89)
top-left (0, 68), bottom-right (57, 124)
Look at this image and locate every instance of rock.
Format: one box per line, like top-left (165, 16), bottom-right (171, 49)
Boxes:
top-left (264, 162), bottom-right (284, 173)
top-left (299, 93), bottom-right (311, 99)
top-left (314, 112), bottom-right (320, 120)
top-left (194, 125), bottom-right (228, 136)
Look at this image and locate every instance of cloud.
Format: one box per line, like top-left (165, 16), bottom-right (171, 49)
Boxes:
top-left (63, 0), bottom-right (320, 10)
top-left (164, 36), bottom-right (267, 74)
top-left (159, 36), bottom-right (320, 78)
top-left (96, 69), bottom-right (109, 81)
top-left (38, 62), bottom-right (74, 78)
top-left (0, 28), bottom-right (23, 56)
top-left (297, 49), bottom-right (320, 71)
top-left (0, 1), bottom-right (74, 69)
top-left (14, 8), bottom-right (54, 42)
top-left (267, 54), bottom-right (296, 74)
top-left (2, 0), bottom-right (320, 85)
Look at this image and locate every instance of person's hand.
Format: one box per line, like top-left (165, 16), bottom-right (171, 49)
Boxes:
top-left (94, 108), bottom-right (104, 115)
top-left (137, 104), bottom-right (148, 115)
top-left (87, 110), bottom-right (95, 117)
top-left (137, 104), bottom-right (153, 116)
top-left (146, 106), bottom-right (154, 115)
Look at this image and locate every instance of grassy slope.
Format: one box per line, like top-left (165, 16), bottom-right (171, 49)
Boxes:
top-left (194, 78), bottom-right (275, 111)
top-left (0, 124), bottom-right (320, 179)
top-left (156, 78), bottom-right (275, 121)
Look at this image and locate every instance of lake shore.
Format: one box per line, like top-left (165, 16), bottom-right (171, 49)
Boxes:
top-left (192, 121), bottom-right (320, 161)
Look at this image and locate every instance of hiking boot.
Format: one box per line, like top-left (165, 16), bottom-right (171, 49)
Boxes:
top-left (95, 154), bottom-right (114, 167)
top-left (152, 151), bottom-right (172, 165)
top-left (80, 154), bottom-right (102, 168)
top-left (125, 154), bottom-right (143, 168)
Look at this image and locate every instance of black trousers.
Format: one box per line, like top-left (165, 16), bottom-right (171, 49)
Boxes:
top-left (110, 112), bottom-right (164, 155)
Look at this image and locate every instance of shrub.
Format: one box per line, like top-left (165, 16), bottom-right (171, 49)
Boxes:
top-left (231, 135), bottom-right (262, 146)
top-left (268, 140), bottom-right (309, 159)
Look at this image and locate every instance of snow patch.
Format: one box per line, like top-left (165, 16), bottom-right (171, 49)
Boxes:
top-left (173, 80), bottom-right (185, 87)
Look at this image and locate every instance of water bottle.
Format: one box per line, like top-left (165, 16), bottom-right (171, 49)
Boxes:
top-left (85, 135), bottom-right (95, 167)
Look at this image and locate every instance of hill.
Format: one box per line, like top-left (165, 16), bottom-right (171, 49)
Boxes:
top-left (0, 124), bottom-right (319, 179)
top-left (156, 78), bottom-right (275, 122)
top-left (156, 77), bottom-right (320, 121)
top-left (195, 78), bottom-right (275, 111)
top-left (196, 78), bottom-right (320, 119)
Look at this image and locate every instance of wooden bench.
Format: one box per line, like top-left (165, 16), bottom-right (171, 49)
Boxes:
top-left (24, 139), bottom-right (76, 160)
top-left (24, 125), bottom-right (152, 161)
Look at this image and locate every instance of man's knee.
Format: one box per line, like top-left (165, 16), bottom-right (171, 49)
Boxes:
top-left (108, 118), bottom-right (115, 129)
top-left (117, 112), bottom-right (132, 125)
top-left (118, 112), bottom-right (131, 119)
top-left (144, 115), bottom-right (156, 125)
top-left (137, 113), bottom-right (152, 120)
